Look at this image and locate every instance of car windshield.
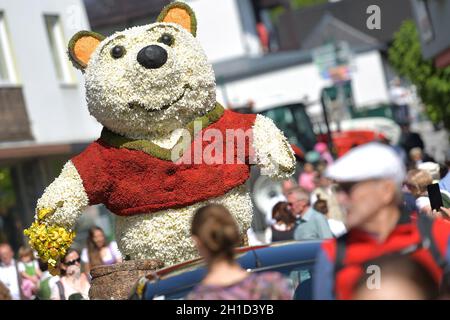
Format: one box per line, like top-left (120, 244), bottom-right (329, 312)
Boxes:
top-left (261, 104), bottom-right (316, 152)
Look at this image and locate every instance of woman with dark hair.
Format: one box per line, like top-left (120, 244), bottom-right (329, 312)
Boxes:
top-left (81, 226), bottom-right (122, 274)
top-left (270, 202), bottom-right (296, 242)
top-left (50, 249), bottom-right (90, 300)
top-left (186, 204), bottom-right (293, 300)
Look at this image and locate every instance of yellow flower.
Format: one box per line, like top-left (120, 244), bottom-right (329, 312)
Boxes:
top-left (48, 259), bottom-right (57, 268)
top-left (49, 248), bottom-right (59, 258)
top-left (37, 207), bottom-right (56, 220)
top-left (49, 230), bottom-right (59, 241)
top-left (23, 221), bottom-right (76, 267)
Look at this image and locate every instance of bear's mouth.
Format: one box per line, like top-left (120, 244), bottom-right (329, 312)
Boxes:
top-left (128, 85), bottom-right (189, 113)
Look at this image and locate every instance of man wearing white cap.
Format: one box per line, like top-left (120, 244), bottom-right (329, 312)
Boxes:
top-left (313, 142), bottom-right (450, 300)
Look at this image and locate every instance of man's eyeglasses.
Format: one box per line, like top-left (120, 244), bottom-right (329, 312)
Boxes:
top-left (334, 182), bottom-right (359, 195)
top-left (63, 257), bottom-right (80, 266)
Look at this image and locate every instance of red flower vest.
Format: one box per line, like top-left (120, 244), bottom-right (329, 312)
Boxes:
top-left (71, 109), bottom-right (257, 216)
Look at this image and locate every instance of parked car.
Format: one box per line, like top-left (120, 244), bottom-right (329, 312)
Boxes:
top-left (130, 240), bottom-right (322, 300)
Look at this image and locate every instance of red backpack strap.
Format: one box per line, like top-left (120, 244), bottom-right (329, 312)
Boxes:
top-left (333, 233), bottom-right (348, 298)
top-left (416, 214), bottom-right (448, 269)
top-left (416, 214), bottom-right (450, 293)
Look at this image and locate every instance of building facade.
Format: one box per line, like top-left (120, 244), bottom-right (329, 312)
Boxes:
top-left (0, 0), bottom-right (103, 250)
top-left (411, 0), bottom-right (450, 68)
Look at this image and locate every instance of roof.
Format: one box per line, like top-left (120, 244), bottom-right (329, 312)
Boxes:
top-left (276, 0), bottom-right (414, 50)
top-left (83, 0), bottom-right (170, 29)
top-left (301, 13), bottom-right (379, 50)
top-left (213, 43), bottom-right (385, 83)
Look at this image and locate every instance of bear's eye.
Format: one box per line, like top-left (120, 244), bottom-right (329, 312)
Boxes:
top-left (158, 33), bottom-right (174, 46)
top-left (110, 45), bottom-right (126, 59)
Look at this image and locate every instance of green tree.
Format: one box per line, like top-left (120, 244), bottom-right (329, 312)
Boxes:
top-left (388, 20), bottom-right (450, 130)
top-left (0, 168), bottom-right (15, 214)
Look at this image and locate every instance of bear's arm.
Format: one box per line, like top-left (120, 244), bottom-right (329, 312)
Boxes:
top-left (36, 160), bottom-right (89, 228)
top-left (252, 114), bottom-right (296, 180)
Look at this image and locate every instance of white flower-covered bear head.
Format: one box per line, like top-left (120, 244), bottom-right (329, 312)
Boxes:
top-left (68, 2), bottom-right (215, 139)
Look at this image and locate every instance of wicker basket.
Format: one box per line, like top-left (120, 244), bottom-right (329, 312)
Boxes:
top-left (89, 259), bottom-right (164, 300)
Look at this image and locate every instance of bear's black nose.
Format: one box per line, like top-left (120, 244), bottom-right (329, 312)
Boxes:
top-left (137, 45), bottom-right (168, 69)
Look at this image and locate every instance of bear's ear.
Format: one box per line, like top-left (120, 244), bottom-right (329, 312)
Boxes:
top-left (157, 2), bottom-right (197, 37)
top-left (68, 31), bottom-right (105, 71)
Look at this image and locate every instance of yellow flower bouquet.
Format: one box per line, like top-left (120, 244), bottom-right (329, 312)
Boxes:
top-left (23, 207), bottom-right (76, 267)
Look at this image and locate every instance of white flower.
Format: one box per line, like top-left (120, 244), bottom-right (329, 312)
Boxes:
top-left (37, 161), bottom-right (88, 229)
top-left (252, 114), bottom-right (296, 180)
top-left (115, 185), bottom-right (252, 266)
top-left (85, 23), bottom-right (216, 141)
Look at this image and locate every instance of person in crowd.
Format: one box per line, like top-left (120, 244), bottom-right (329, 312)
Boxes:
top-left (256, 22), bottom-right (269, 53)
top-left (313, 142), bottom-right (450, 300)
top-left (313, 198), bottom-right (327, 215)
top-left (408, 148), bottom-right (436, 169)
top-left (314, 142), bottom-right (334, 165)
top-left (379, 136), bottom-right (408, 165)
top-left (402, 188), bottom-right (419, 215)
top-left (389, 77), bottom-right (411, 125)
top-left (50, 249), bottom-right (90, 300)
top-left (399, 124), bottom-right (425, 157)
top-left (17, 246), bottom-right (41, 300)
top-left (417, 162), bottom-right (450, 208)
top-left (404, 169), bottom-right (433, 215)
top-left (281, 178), bottom-right (298, 200)
top-left (0, 243), bottom-right (22, 300)
top-left (432, 207), bottom-right (450, 221)
top-left (352, 256), bottom-right (439, 300)
top-left (439, 150), bottom-right (450, 193)
top-left (408, 147), bottom-right (423, 169)
top-left (311, 173), bottom-right (345, 222)
top-left (286, 187), bottom-right (333, 240)
top-left (36, 259), bottom-right (59, 300)
top-left (0, 280), bottom-right (11, 300)
top-left (186, 204), bottom-right (293, 300)
top-left (418, 162), bottom-right (441, 182)
top-left (81, 226), bottom-right (122, 275)
top-left (313, 196), bottom-right (346, 238)
top-left (298, 162), bottom-right (317, 192)
top-left (440, 163), bottom-right (449, 188)
top-left (270, 202), bottom-right (296, 242)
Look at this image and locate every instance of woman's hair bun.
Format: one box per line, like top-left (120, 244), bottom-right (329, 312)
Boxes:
top-left (191, 204), bottom-right (241, 260)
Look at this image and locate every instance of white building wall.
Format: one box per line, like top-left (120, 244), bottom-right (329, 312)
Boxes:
top-left (186, 0), bottom-right (261, 63)
top-left (351, 51), bottom-right (390, 107)
top-left (216, 50), bottom-right (390, 115)
top-left (0, 0), bottom-right (101, 146)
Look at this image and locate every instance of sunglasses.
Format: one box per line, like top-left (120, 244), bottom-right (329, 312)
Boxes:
top-left (63, 257), bottom-right (80, 266)
top-left (334, 182), bottom-right (359, 195)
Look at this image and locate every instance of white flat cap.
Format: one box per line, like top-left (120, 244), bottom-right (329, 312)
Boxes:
top-left (325, 142), bottom-right (406, 185)
top-left (417, 162), bottom-right (440, 181)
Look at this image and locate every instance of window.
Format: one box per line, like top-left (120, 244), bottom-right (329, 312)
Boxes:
top-left (44, 15), bottom-right (74, 84)
top-left (0, 12), bottom-right (18, 84)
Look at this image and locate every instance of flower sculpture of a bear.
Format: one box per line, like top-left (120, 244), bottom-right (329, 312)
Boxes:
top-left (25, 2), bottom-right (295, 267)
